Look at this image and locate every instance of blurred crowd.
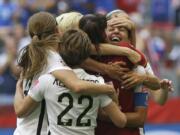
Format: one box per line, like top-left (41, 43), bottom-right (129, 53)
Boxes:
top-left (0, 0), bottom-right (180, 99)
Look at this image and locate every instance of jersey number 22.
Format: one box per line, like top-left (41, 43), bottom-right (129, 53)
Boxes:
top-left (57, 93), bottom-right (93, 127)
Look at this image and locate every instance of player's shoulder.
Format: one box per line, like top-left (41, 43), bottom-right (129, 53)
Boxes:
top-left (73, 68), bottom-right (93, 79)
top-left (48, 50), bottom-right (63, 62)
top-left (133, 65), bottom-right (146, 74)
top-left (73, 68), bottom-right (105, 84)
top-left (38, 74), bottom-right (55, 83)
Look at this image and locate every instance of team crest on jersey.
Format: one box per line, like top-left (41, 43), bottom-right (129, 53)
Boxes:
top-left (34, 80), bottom-right (39, 86)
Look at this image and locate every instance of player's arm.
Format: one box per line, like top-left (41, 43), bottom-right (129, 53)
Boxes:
top-left (52, 69), bottom-right (115, 95)
top-left (48, 54), bottom-right (115, 95)
top-left (98, 94), bottom-right (126, 128)
top-left (143, 63), bottom-right (173, 105)
top-left (122, 66), bottom-right (148, 127)
top-left (149, 79), bottom-right (173, 105)
top-left (81, 58), bottom-right (129, 82)
top-left (125, 107), bottom-right (147, 127)
top-left (102, 101), bottom-right (127, 128)
top-left (121, 71), bottom-right (161, 90)
top-left (143, 63), bottom-right (161, 90)
top-left (91, 43), bottom-right (141, 64)
top-left (14, 79), bottom-right (39, 118)
top-left (99, 92), bottom-right (148, 127)
top-left (15, 95), bottom-right (39, 118)
top-left (125, 92), bottom-right (148, 127)
top-left (121, 64), bottom-right (161, 90)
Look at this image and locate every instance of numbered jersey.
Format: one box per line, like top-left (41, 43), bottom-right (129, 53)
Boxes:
top-left (29, 68), bottom-right (112, 135)
top-left (14, 51), bottom-right (71, 135)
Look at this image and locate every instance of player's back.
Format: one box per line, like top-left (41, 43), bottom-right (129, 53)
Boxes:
top-left (14, 51), bottom-right (71, 135)
top-left (43, 69), bottom-right (111, 135)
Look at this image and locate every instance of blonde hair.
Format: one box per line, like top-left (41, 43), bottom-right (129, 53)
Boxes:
top-left (56, 12), bottom-right (83, 33)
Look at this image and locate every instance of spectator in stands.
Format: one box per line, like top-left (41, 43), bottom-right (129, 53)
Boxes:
top-left (0, 0), bottom-right (17, 27)
top-left (0, 35), bottom-right (19, 95)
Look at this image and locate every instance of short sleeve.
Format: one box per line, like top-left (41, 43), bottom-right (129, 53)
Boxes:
top-left (28, 75), bottom-right (50, 102)
top-left (145, 62), bottom-right (154, 75)
top-left (99, 95), bottom-right (112, 108)
top-left (133, 65), bottom-right (146, 75)
top-left (133, 66), bottom-right (148, 107)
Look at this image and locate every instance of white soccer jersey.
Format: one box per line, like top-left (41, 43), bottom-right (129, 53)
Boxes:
top-left (133, 65), bottom-right (146, 93)
top-left (144, 62), bottom-right (154, 75)
top-left (14, 51), bottom-right (71, 135)
top-left (29, 68), bottom-right (112, 135)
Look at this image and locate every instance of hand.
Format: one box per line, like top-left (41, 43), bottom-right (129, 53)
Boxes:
top-left (160, 79), bottom-right (174, 92)
top-left (109, 87), bottom-right (119, 105)
top-left (107, 17), bottom-right (135, 31)
top-left (16, 79), bottom-right (23, 96)
top-left (121, 71), bottom-right (144, 89)
top-left (107, 15), bottom-right (136, 45)
top-left (104, 61), bottom-right (130, 82)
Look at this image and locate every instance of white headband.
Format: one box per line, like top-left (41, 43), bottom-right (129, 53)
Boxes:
top-left (106, 9), bottom-right (126, 19)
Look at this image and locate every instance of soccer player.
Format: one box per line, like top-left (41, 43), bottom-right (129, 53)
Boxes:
top-left (78, 13), bottom-right (148, 135)
top-left (106, 9), bottom-right (173, 105)
top-left (56, 12), bottom-right (148, 81)
top-left (91, 11), bottom-right (172, 135)
top-left (13, 12), bottom-right (116, 135)
top-left (15, 29), bottom-right (127, 135)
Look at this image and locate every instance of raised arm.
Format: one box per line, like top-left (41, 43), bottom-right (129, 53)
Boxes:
top-left (149, 79), bottom-right (173, 105)
top-left (91, 43), bottom-right (141, 65)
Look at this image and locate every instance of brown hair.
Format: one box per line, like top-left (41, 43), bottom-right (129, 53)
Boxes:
top-left (79, 14), bottom-right (107, 58)
top-left (79, 14), bottom-right (107, 46)
top-left (18, 12), bottom-right (59, 79)
top-left (59, 29), bottom-right (91, 67)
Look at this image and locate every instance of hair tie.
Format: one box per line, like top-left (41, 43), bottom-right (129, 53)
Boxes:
top-left (33, 35), bottom-right (39, 40)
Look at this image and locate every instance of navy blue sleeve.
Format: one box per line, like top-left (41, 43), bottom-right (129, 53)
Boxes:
top-left (134, 92), bottom-right (148, 107)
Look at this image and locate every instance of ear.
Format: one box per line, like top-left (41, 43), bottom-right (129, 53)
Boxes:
top-left (55, 27), bottom-right (59, 33)
top-left (56, 26), bottom-right (63, 37)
